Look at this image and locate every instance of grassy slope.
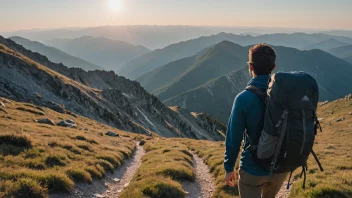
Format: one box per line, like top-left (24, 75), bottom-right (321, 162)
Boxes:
top-left (181, 98), bottom-right (352, 198)
top-left (0, 98), bottom-right (143, 197)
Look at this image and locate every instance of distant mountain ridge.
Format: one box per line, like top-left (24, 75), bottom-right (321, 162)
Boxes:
top-left (9, 36), bottom-right (103, 71)
top-left (0, 35), bottom-right (225, 140)
top-left (138, 41), bottom-right (352, 123)
top-left (303, 38), bottom-right (349, 51)
top-left (44, 36), bottom-right (151, 71)
top-left (119, 32), bottom-right (352, 79)
top-left (328, 44), bottom-right (352, 64)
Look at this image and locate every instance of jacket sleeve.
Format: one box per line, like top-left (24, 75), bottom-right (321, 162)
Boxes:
top-left (224, 94), bottom-right (246, 173)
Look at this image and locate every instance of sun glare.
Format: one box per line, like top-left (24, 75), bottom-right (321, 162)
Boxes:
top-left (108, 0), bottom-right (123, 12)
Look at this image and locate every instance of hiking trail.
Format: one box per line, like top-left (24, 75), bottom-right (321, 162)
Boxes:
top-left (182, 153), bottom-right (215, 198)
top-left (50, 142), bottom-right (145, 198)
top-left (276, 182), bottom-right (291, 198)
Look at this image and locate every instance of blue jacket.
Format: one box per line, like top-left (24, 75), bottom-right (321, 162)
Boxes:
top-left (224, 75), bottom-right (270, 176)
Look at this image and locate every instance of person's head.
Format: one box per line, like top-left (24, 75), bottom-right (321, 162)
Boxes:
top-left (248, 44), bottom-right (276, 77)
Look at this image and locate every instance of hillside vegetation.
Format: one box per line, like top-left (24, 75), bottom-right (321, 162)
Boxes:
top-left (0, 98), bottom-right (142, 197)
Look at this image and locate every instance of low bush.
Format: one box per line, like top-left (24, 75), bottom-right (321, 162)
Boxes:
top-left (45, 154), bottom-right (68, 167)
top-left (4, 178), bottom-right (47, 198)
top-left (66, 167), bottom-right (92, 183)
top-left (0, 134), bottom-right (32, 148)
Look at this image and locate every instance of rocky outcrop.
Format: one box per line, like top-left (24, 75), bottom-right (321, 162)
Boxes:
top-left (0, 36), bottom-right (225, 140)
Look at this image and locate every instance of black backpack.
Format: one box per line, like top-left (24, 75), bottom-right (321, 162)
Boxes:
top-left (245, 72), bottom-right (324, 189)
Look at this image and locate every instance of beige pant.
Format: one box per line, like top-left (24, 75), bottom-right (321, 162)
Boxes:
top-left (238, 169), bottom-right (288, 198)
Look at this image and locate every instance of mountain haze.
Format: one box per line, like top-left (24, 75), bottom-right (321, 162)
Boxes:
top-left (9, 36), bottom-right (103, 71)
top-left (303, 38), bottom-right (349, 51)
top-left (45, 36), bottom-right (150, 71)
top-left (0, 36), bottom-right (225, 140)
top-left (120, 32), bottom-right (352, 79)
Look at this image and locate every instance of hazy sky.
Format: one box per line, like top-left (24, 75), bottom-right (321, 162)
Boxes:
top-left (0, 0), bottom-right (351, 32)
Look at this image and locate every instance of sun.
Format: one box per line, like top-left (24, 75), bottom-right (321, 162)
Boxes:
top-left (108, 0), bottom-right (123, 12)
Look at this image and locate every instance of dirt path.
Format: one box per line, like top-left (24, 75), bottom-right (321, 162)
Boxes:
top-left (276, 182), bottom-right (291, 198)
top-left (50, 142), bottom-right (145, 198)
top-left (182, 153), bottom-right (215, 198)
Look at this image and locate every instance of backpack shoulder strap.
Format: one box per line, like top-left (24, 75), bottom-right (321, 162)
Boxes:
top-left (245, 85), bottom-right (266, 103)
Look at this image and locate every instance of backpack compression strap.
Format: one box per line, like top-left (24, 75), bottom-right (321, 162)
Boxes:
top-left (245, 85), bottom-right (266, 103)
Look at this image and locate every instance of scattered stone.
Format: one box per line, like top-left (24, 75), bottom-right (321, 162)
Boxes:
top-left (81, 128), bottom-right (88, 131)
top-left (336, 118), bottom-right (345, 122)
top-left (65, 119), bottom-right (76, 124)
top-left (35, 106), bottom-right (46, 113)
top-left (139, 140), bottom-right (146, 146)
top-left (349, 112), bottom-right (352, 115)
top-left (320, 100), bottom-right (329, 106)
top-left (123, 183), bottom-right (129, 188)
top-left (37, 118), bottom-right (55, 126)
top-left (318, 118), bottom-right (324, 121)
top-left (345, 94), bottom-right (352, 101)
top-left (146, 137), bottom-right (152, 140)
top-left (104, 183), bottom-right (109, 187)
top-left (0, 98), bottom-right (13, 105)
top-left (50, 103), bottom-right (65, 114)
top-left (94, 194), bottom-right (105, 198)
top-left (106, 131), bottom-right (119, 137)
top-left (57, 119), bottom-right (77, 128)
top-left (0, 107), bottom-right (8, 114)
top-left (16, 107), bottom-right (45, 115)
top-left (112, 178), bottom-right (120, 183)
top-left (185, 191), bottom-right (190, 195)
top-left (0, 101), bottom-right (5, 108)
top-left (117, 190), bottom-right (122, 193)
top-left (66, 110), bottom-right (78, 118)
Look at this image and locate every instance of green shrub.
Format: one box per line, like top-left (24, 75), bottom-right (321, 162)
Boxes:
top-left (0, 134), bottom-right (32, 147)
top-left (22, 159), bottom-right (46, 170)
top-left (85, 166), bottom-right (103, 179)
top-left (66, 168), bottom-right (92, 183)
top-left (98, 159), bottom-right (114, 172)
top-left (45, 154), bottom-right (68, 167)
top-left (97, 154), bottom-right (121, 168)
top-left (5, 178), bottom-right (47, 198)
top-left (38, 172), bottom-right (74, 192)
top-left (0, 144), bottom-right (25, 156)
top-left (141, 181), bottom-right (185, 198)
top-left (76, 143), bottom-right (92, 151)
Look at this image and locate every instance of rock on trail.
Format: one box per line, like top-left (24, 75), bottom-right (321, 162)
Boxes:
top-left (182, 153), bottom-right (215, 198)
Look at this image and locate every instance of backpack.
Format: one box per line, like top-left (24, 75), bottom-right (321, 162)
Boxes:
top-left (245, 71), bottom-right (324, 189)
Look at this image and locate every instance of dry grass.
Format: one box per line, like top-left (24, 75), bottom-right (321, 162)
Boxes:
top-left (289, 99), bottom-right (352, 198)
top-left (181, 98), bottom-right (352, 198)
top-left (120, 139), bottom-right (194, 198)
top-left (0, 98), bottom-right (140, 197)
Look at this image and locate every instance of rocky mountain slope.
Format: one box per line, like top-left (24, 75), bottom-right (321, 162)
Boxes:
top-left (0, 36), bottom-right (225, 140)
top-left (162, 42), bottom-right (352, 123)
top-left (9, 36), bottom-right (103, 71)
top-left (44, 36), bottom-right (150, 71)
top-left (119, 33), bottom-right (352, 79)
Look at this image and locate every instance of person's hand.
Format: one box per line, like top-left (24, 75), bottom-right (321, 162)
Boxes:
top-left (224, 171), bottom-right (237, 187)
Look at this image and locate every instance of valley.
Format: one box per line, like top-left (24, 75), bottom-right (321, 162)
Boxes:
top-left (1, 28), bottom-right (352, 198)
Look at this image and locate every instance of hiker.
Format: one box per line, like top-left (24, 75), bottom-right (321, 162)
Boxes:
top-left (224, 44), bottom-right (323, 198)
top-left (223, 44), bottom-right (285, 198)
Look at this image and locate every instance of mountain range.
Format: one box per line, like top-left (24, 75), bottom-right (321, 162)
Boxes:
top-left (9, 36), bottom-right (103, 71)
top-left (119, 32), bottom-right (352, 79)
top-left (44, 36), bottom-right (150, 71)
top-left (136, 41), bottom-right (352, 123)
top-left (303, 38), bottom-right (349, 51)
top-left (0, 35), bottom-right (225, 140)
top-left (328, 44), bottom-right (352, 64)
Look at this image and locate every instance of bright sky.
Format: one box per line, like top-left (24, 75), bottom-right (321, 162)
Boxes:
top-left (0, 0), bottom-right (351, 32)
